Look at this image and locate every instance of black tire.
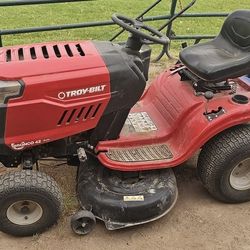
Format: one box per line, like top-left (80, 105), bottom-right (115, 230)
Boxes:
top-left (197, 124), bottom-right (250, 203)
top-left (0, 170), bottom-right (63, 237)
top-left (71, 210), bottom-right (96, 235)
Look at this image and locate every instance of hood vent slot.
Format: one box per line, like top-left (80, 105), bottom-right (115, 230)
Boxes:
top-left (53, 45), bottom-right (61, 58)
top-left (18, 48), bottom-right (24, 60)
top-left (64, 44), bottom-right (73, 57)
top-left (57, 110), bottom-right (68, 125)
top-left (66, 109), bottom-right (77, 124)
top-left (84, 105), bottom-right (93, 119)
top-left (30, 47), bottom-right (37, 59)
top-left (92, 103), bottom-right (101, 117)
top-left (42, 46), bottom-right (49, 59)
top-left (76, 44), bottom-right (85, 56)
top-left (76, 107), bottom-right (85, 121)
top-left (6, 49), bottom-right (11, 62)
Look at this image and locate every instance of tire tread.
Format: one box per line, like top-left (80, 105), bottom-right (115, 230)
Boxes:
top-left (197, 124), bottom-right (250, 202)
top-left (0, 170), bottom-right (63, 236)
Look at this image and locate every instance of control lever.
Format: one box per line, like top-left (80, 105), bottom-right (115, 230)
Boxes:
top-left (204, 91), bottom-right (214, 115)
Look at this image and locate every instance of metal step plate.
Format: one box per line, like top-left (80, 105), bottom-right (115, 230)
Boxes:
top-left (106, 144), bottom-right (173, 162)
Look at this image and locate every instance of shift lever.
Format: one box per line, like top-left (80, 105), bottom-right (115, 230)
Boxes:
top-left (204, 91), bottom-right (214, 115)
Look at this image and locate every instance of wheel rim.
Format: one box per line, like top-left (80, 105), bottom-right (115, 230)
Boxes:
top-left (230, 158), bottom-right (250, 191)
top-left (7, 200), bottom-right (43, 226)
top-left (72, 217), bottom-right (94, 235)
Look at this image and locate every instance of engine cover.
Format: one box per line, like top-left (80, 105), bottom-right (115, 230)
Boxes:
top-left (0, 41), bottom-right (147, 153)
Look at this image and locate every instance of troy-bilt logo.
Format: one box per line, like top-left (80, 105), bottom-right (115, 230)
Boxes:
top-left (58, 85), bottom-right (106, 100)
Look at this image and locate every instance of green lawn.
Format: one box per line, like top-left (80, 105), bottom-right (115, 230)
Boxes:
top-left (0, 0), bottom-right (249, 52)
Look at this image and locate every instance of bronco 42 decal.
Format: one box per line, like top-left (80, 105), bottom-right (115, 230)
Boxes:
top-left (11, 139), bottom-right (51, 151)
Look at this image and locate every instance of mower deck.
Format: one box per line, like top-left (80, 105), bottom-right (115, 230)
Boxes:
top-left (97, 71), bottom-right (250, 171)
top-left (77, 155), bottom-right (178, 230)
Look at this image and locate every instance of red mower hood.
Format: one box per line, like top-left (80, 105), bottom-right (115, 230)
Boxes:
top-left (0, 41), bottom-right (105, 79)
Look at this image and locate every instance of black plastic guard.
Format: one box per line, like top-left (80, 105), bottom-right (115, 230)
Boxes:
top-left (89, 42), bottom-right (149, 145)
top-left (77, 155), bottom-right (178, 230)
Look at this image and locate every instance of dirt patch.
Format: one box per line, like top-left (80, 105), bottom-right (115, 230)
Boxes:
top-left (1, 156), bottom-right (250, 250)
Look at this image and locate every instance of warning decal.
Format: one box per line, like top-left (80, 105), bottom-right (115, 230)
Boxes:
top-left (125, 112), bottom-right (157, 132)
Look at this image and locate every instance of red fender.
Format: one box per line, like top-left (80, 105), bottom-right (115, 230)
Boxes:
top-left (97, 71), bottom-right (250, 171)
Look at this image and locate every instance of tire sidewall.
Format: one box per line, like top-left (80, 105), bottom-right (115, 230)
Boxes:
top-left (218, 145), bottom-right (250, 203)
top-left (0, 190), bottom-right (60, 236)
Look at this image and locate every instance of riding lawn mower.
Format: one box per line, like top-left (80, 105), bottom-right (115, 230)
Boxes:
top-left (0, 8), bottom-right (250, 237)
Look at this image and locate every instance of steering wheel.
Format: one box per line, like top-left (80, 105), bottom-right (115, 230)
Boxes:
top-left (111, 14), bottom-right (170, 46)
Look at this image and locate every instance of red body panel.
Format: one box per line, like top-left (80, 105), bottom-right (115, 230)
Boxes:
top-left (97, 70), bottom-right (250, 171)
top-left (2, 41), bottom-right (111, 150)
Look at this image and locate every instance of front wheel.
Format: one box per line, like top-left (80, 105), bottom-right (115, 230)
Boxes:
top-left (71, 210), bottom-right (96, 235)
top-left (197, 125), bottom-right (250, 203)
top-left (0, 170), bottom-right (63, 236)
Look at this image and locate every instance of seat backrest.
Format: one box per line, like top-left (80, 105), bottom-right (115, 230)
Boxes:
top-left (221, 10), bottom-right (250, 51)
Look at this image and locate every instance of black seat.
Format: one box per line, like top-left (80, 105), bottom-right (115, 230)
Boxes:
top-left (179, 10), bottom-right (250, 82)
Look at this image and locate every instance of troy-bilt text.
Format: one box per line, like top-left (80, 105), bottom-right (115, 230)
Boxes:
top-left (58, 85), bottom-right (106, 100)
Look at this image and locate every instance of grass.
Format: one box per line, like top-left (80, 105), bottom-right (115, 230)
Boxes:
top-left (0, 0), bottom-right (249, 53)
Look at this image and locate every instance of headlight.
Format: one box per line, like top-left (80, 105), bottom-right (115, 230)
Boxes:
top-left (0, 80), bottom-right (22, 104)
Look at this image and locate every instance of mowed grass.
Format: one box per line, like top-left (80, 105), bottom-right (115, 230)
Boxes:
top-left (0, 0), bottom-right (249, 53)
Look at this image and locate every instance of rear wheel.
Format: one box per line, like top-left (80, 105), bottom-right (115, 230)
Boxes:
top-left (197, 125), bottom-right (250, 203)
top-left (0, 170), bottom-right (63, 236)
